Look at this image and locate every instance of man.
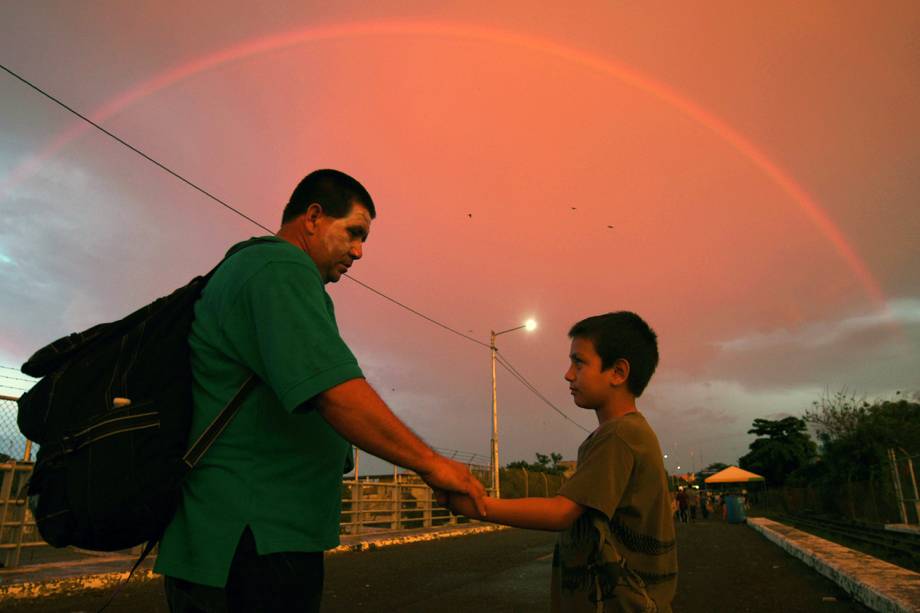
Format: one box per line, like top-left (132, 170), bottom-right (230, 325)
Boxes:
top-left (154, 169), bottom-right (485, 612)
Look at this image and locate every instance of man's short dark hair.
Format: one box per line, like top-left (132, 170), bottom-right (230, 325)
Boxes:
top-left (568, 311), bottom-right (659, 397)
top-left (282, 169), bottom-right (376, 224)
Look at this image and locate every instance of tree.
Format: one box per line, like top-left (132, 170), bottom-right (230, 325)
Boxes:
top-left (702, 462), bottom-right (729, 474)
top-left (803, 390), bottom-right (920, 482)
top-left (803, 389), bottom-right (870, 441)
top-left (738, 416), bottom-right (816, 486)
top-left (508, 452), bottom-right (566, 475)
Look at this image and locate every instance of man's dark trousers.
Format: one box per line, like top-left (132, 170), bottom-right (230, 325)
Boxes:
top-left (164, 526), bottom-right (324, 612)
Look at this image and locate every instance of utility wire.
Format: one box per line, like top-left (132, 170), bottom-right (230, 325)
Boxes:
top-left (342, 276), bottom-right (489, 348)
top-left (495, 351), bottom-right (591, 433)
top-left (0, 64), bottom-right (274, 234)
top-left (0, 63), bottom-right (485, 347)
top-left (0, 64), bottom-right (579, 432)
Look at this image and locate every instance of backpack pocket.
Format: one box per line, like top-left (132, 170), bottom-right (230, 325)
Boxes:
top-left (30, 403), bottom-right (164, 549)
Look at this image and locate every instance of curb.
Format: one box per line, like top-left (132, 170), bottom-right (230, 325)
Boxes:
top-left (747, 517), bottom-right (920, 613)
top-left (332, 523), bottom-right (508, 554)
top-left (0, 568), bottom-right (158, 601)
top-left (0, 524), bottom-right (506, 602)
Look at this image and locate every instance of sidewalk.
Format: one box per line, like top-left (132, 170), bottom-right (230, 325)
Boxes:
top-left (748, 517), bottom-right (920, 613)
top-left (0, 523), bottom-right (506, 602)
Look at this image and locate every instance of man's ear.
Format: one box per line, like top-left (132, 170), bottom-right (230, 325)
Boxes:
top-left (301, 202), bottom-right (324, 235)
top-left (608, 358), bottom-right (630, 387)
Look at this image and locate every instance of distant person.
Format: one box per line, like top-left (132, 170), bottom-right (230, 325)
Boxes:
top-left (675, 487), bottom-right (689, 523)
top-left (154, 169), bottom-right (485, 612)
top-left (445, 312), bottom-right (678, 612)
top-left (687, 486), bottom-right (699, 521)
top-left (700, 491), bottom-right (710, 520)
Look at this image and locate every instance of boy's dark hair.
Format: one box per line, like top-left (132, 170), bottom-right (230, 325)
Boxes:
top-left (568, 311), bottom-right (659, 397)
top-left (282, 169), bottom-right (376, 224)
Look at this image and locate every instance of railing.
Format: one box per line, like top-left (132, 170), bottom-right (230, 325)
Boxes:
top-left (341, 476), bottom-right (459, 535)
top-left (753, 449), bottom-right (920, 527)
top-left (0, 462), bottom-right (496, 568)
top-left (0, 461), bottom-right (42, 568)
top-left (0, 391), bottom-right (560, 568)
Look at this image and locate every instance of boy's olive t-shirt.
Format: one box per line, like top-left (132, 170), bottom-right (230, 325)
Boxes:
top-left (155, 237), bottom-right (363, 587)
top-left (552, 412), bottom-right (678, 612)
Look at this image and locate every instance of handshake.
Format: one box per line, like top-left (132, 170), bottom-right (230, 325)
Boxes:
top-left (433, 488), bottom-right (486, 520)
top-left (416, 455), bottom-right (489, 519)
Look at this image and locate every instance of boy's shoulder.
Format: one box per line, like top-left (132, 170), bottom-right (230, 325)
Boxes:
top-left (584, 413), bottom-right (660, 460)
top-left (600, 411), bottom-right (652, 441)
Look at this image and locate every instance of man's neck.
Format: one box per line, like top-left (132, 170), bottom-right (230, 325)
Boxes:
top-left (276, 226), bottom-right (308, 252)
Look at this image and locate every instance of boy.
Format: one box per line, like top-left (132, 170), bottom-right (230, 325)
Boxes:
top-left (446, 312), bottom-right (677, 612)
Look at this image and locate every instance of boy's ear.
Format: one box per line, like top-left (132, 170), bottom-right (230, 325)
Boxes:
top-left (608, 358), bottom-right (630, 387)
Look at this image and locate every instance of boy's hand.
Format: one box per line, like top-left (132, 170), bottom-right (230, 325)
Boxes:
top-left (417, 457), bottom-right (487, 516)
top-left (444, 492), bottom-right (483, 519)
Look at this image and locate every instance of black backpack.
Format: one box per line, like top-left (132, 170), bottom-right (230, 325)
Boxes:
top-left (17, 249), bottom-right (258, 552)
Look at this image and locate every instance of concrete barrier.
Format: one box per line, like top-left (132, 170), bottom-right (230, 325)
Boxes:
top-left (747, 517), bottom-right (920, 613)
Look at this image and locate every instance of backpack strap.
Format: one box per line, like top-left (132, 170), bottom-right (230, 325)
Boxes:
top-left (181, 375), bottom-right (260, 470)
top-left (95, 374), bottom-right (258, 613)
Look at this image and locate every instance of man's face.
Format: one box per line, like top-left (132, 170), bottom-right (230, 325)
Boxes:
top-left (310, 202), bottom-right (372, 283)
top-left (564, 337), bottom-right (613, 410)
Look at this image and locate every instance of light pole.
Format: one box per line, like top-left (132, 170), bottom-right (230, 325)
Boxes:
top-left (490, 318), bottom-right (537, 498)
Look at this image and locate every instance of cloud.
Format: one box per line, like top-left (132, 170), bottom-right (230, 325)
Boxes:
top-left (640, 376), bottom-right (827, 470)
top-left (716, 298), bottom-right (920, 352)
top-left (702, 299), bottom-right (920, 393)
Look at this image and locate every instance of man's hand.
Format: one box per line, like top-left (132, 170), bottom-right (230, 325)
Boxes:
top-left (444, 492), bottom-right (484, 520)
top-left (316, 379), bottom-right (485, 513)
top-left (417, 458), bottom-right (487, 516)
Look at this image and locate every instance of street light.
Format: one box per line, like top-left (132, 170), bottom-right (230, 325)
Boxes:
top-left (490, 318), bottom-right (537, 498)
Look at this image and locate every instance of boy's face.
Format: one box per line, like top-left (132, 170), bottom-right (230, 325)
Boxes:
top-left (565, 337), bottom-right (619, 410)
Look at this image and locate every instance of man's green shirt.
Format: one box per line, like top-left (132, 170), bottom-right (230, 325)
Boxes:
top-left (155, 237), bottom-right (363, 587)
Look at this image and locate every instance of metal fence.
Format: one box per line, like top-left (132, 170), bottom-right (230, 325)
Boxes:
top-left (500, 467), bottom-right (567, 499)
top-left (0, 395), bottom-right (30, 461)
top-left (341, 475), bottom-right (458, 534)
top-left (0, 461), bottom-right (42, 567)
top-left (0, 464), bottom-right (506, 568)
top-left (0, 393), bottom-right (565, 568)
top-left (755, 450), bottom-right (920, 526)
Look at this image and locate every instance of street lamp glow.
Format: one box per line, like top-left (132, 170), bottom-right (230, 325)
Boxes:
top-left (524, 318), bottom-right (537, 331)
top-left (664, 454), bottom-right (669, 459)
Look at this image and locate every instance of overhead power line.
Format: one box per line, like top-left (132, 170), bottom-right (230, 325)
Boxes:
top-left (0, 64), bottom-right (579, 432)
top-left (0, 64), bottom-right (273, 235)
top-left (496, 351), bottom-right (591, 434)
top-left (343, 276), bottom-right (489, 349)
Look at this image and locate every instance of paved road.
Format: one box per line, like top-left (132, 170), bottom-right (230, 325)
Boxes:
top-left (8, 519), bottom-right (870, 612)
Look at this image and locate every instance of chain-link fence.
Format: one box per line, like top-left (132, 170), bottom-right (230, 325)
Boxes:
top-left (0, 395), bottom-right (30, 461)
top-left (500, 467), bottom-right (567, 498)
top-left (755, 450), bottom-right (920, 526)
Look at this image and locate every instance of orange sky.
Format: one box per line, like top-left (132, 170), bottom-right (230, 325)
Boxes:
top-left (1, 1), bottom-right (918, 473)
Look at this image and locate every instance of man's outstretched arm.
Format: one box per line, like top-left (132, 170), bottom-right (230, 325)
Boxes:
top-left (446, 493), bottom-right (585, 531)
top-left (312, 378), bottom-right (486, 515)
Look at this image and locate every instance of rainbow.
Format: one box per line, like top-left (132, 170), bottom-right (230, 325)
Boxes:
top-left (0, 19), bottom-right (886, 306)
